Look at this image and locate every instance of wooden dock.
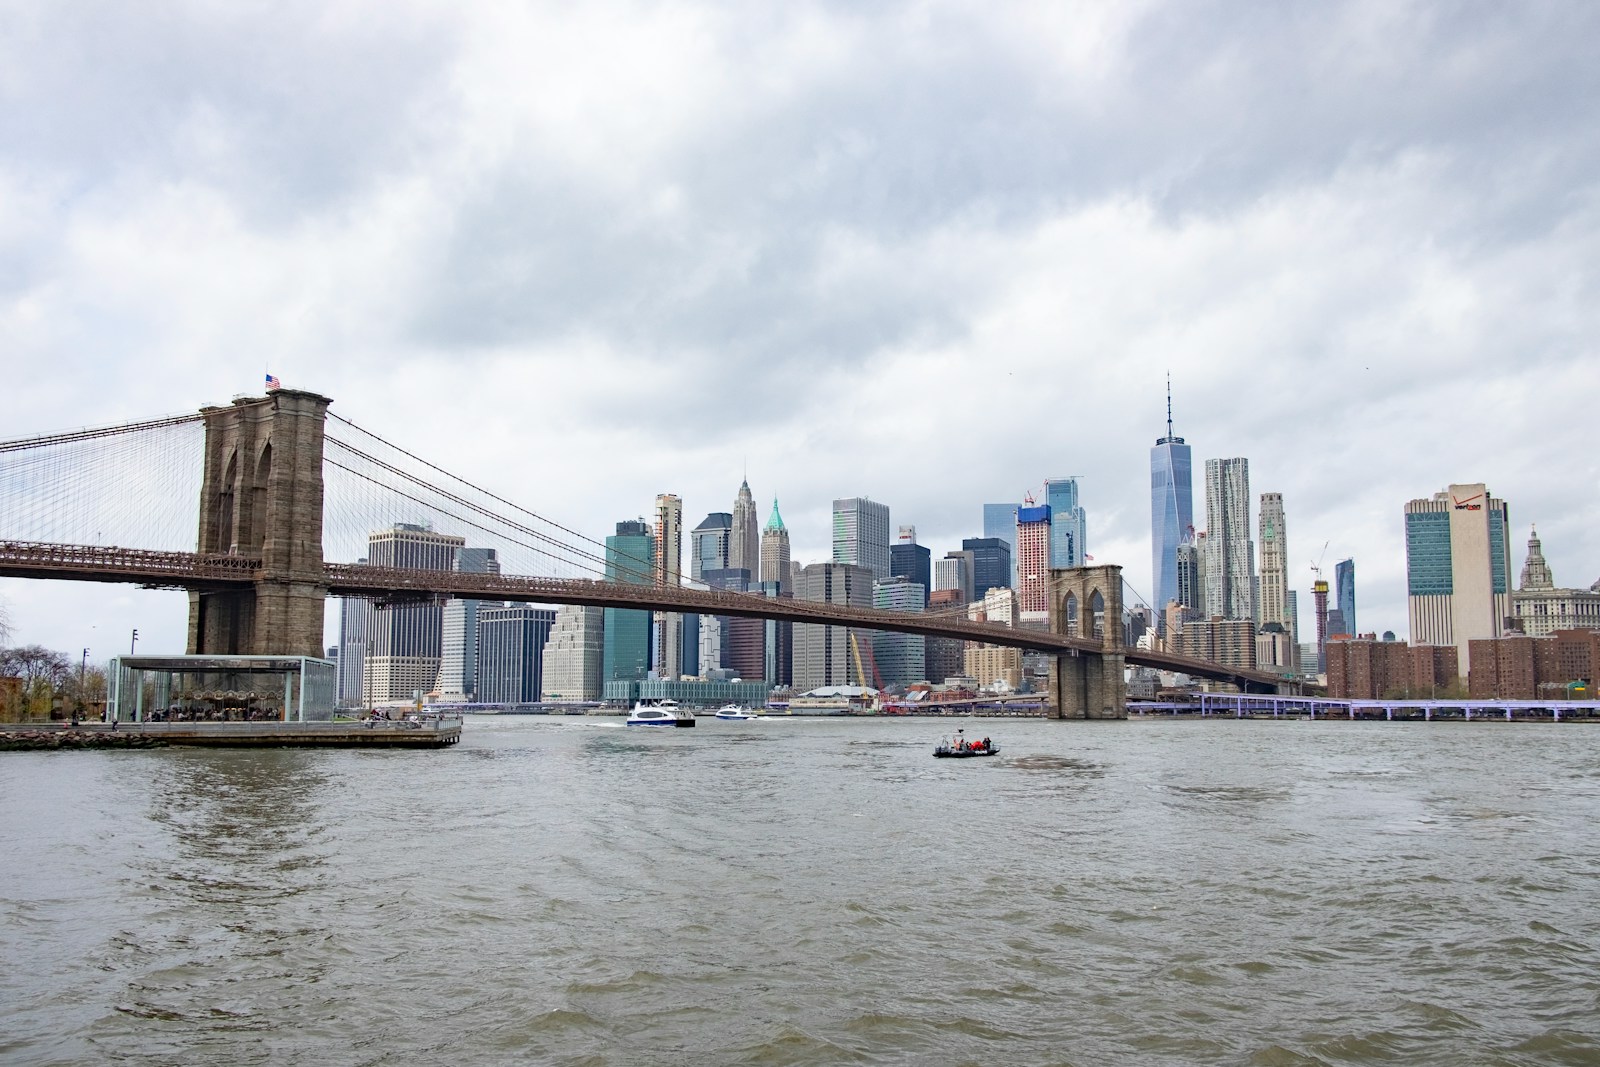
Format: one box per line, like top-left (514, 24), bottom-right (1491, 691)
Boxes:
top-left (0, 717), bottom-right (463, 749)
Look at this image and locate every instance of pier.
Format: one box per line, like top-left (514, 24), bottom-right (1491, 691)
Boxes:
top-left (0, 716), bottom-right (462, 749)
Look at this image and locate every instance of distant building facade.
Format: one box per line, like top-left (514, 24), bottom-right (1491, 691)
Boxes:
top-left (477, 605), bottom-right (555, 704)
top-left (983, 502), bottom-right (1021, 588)
top-left (890, 526), bottom-right (932, 608)
top-left (603, 519), bottom-right (655, 686)
top-left (1150, 388), bottom-right (1193, 635)
top-left (759, 499), bottom-right (792, 595)
top-left (1015, 505), bottom-right (1053, 615)
top-left (1202, 458), bottom-right (1254, 623)
top-left (1512, 526), bottom-right (1600, 637)
top-left (654, 493), bottom-right (684, 681)
top-left (541, 604), bottom-right (604, 702)
top-left (1044, 477), bottom-right (1087, 569)
top-left (793, 562), bottom-right (875, 691)
top-left (962, 537), bottom-right (1012, 601)
top-left (729, 480), bottom-right (759, 577)
top-left (1405, 483), bottom-right (1511, 674)
top-left (872, 577), bottom-right (927, 687)
top-left (832, 497), bottom-right (891, 580)
top-left (363, 524), bottom-right (464, 702)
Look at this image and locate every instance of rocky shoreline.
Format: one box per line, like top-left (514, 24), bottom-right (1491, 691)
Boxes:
top-left (0, 728), bottom-right (168, 751)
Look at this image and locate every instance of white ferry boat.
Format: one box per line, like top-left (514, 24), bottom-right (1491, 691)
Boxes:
top-left (626, 700), bottom-right (696, 727)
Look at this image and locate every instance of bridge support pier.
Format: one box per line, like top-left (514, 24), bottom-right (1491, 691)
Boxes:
top-left (1047, 564), bottom-right (1127, 719)
top-left (187, 389), bottom-right (332, 657)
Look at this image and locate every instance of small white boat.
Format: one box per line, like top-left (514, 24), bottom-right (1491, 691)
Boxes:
top-left (714, 704), bottom-right (757, 720)
top-left (627, 700), bottom-right (696, 728)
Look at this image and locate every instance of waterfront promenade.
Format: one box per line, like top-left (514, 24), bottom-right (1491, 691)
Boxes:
top-left (1135, 692), bottom-right (1600, 722)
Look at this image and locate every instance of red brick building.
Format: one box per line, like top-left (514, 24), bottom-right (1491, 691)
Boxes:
top-left (1468, 629), bottom-right (1600, 699)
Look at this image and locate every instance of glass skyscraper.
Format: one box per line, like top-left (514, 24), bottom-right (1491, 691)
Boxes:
top-left (1150, 392), bottom-right (1193, 632)
top-left (832, 497), bottom-right (891, 580)
top-left (1335, 558), bottom-right (1356, 638)
top-left (1044, 478), bottom-right (1087, 569)
top-left (982, 503), bottom-right (1020, 587)
top-left (603, 520), bottom-right (654, 685)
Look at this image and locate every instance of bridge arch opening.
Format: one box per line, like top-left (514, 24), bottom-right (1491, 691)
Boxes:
top-left (253, 442), bottom-right (272, 555)
top-left (218, 450), bottom-right (237, 552)
top-left (1063, 592), bottom-right (1079, 637)
top-left (1090, 589), bottom-right (1106, 639)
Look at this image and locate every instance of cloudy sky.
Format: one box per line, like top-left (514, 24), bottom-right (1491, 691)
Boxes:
top-left (3, 0), bottom-right (1598, 658)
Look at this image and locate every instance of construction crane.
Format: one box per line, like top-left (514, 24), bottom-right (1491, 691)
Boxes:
top-left (848, 631), bottom-right (884, 692)
top-left (1310, 540), bottom-right (1330, 583)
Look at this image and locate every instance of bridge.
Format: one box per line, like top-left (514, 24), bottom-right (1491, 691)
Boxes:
top-left (0, 389), bottom-right (1301, 715)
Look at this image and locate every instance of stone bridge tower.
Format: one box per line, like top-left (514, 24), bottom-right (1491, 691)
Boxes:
top-left (1047, 564), bottom-right (1127, 719)
top-left (187, 389), bottom-right (332, 657)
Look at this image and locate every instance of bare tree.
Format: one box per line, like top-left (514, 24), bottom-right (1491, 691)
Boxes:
top-left (0, 597), bottom-right (11, 648)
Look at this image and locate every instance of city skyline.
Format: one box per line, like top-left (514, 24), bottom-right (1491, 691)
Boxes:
top-left (4, 4), bottom-right (1599, 658)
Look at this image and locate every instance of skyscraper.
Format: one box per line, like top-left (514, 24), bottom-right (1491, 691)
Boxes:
top-left (833, 497), bottom-right (891, 580)
top-left (873, 577), bottom-right (926, 687)
top-left (691, 512), bottom-right (732, 582)
top-left (477, 605), bottom-right (555, 704)
top-left (1335, 558), bottom-right (1356, 638)
top-left (1150, 381), bottom-right (1193, 633)
top-left (1202, 458), bottom-right (1254, 621)
top-left (792, 562), bottom-right (874, 691)
top-left (541, 604), bottom-right (604, 702)
top-left (654, 493), bottom-right (683, 681)
top-left (336, 578), bottom-right (369, 708)
top-left (961, 537), bottom-right (1012, 601)
top-left (759, 498), bottom-right (792, 595)
top-left (603, 519), bottom-right (654, 685)
top-left (1015, 504), bottom-right (1053, 615)
top-left (436, 546), bottom-right (500, 701)
top-left (363, 524), bottom-right (464, 702)
top-left (730, 480), bottom-right (759, 577)
top-left (982, 502), bottom-right (1020, 588)
top-left (1044, 478), bottom-right (1087, 569)
top-left (1404, 483), bottom-right (1511, 674)
top-left (1256, 493), bottom-right (1293, 671)
top-left (934, 553), bottom-right (971, 603)
top-left (890, 526), bottom-right (931, 607)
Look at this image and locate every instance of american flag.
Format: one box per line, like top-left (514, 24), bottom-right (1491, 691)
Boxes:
top-left (265, 373), bottom-right (281, 390)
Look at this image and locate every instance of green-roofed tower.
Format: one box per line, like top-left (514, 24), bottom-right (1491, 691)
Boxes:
top-left (760, 497), bottom-right (791, 593)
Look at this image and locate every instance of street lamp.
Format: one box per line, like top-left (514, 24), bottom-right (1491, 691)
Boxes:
top-left (130, 628), bottom-right (138, 655)
top-left (77, 648), bottom-right (88, 724)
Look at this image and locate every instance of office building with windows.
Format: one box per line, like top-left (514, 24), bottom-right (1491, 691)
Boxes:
top-left (1044, 478), bottom-right (1087, 569)
top-left (1150, 387), bottom-right (1193, 633)
top-left (759, 499), bottom-right (792, 595)
top-left (730, 480), bottom-right (759, 578)
top-left (1512, 526), bottom-right (1600, 637)
top-left (1404, 483), bottom-right (1512, 674)
top-left (691, 512), bottom-right (732, 582)
top-left (983, 502), bottom-right (1021, 588)
top-left (478, 605), bottom-right (556, 704)
top-left (962, 537), bottom-right (1012, 601)
top-left (1202, 458), bottom-right (1255, 622)
top-left (436, 546), bottom-right (501, 701)
top-left (604, 520), bottom-right (655, 686)
top-left (872, 577), bottom-right (926, 687)
top-left (1015, 505), bottom-right (1053, 615)
top-left (654, 494), bottom-right (684, 682)
top-left (542, 604), bottom-right (605, 702)
top-left (362, 524), bottom-right (464, 702)
top-left (1257, 493), bottom-right (1294, 670)
top-left (890, 526), bottom-right (931, 607)
top-left (1336, 558), bottom-right (1356, 640)
top-left (833, 497), bottom-right (891, 580)
top-left (793, 562), bottom-right (875, 691)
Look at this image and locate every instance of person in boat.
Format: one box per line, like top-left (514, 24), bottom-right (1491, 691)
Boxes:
top-left (982, 736), bottom-right (991, 751)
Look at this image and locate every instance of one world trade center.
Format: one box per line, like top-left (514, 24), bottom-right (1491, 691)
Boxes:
top-left (1150, 380), bottom-right (1193, 635)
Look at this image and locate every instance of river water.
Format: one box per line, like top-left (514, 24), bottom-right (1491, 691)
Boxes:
top-left (2, 716), bottom-right (1598, 1066)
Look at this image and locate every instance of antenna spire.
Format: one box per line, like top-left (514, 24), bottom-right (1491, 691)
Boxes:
top-left (1166, 371), bottom-right (1173, 438)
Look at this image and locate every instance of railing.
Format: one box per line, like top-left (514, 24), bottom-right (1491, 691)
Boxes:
top-left (0, 540), bottom-right (260, 584)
